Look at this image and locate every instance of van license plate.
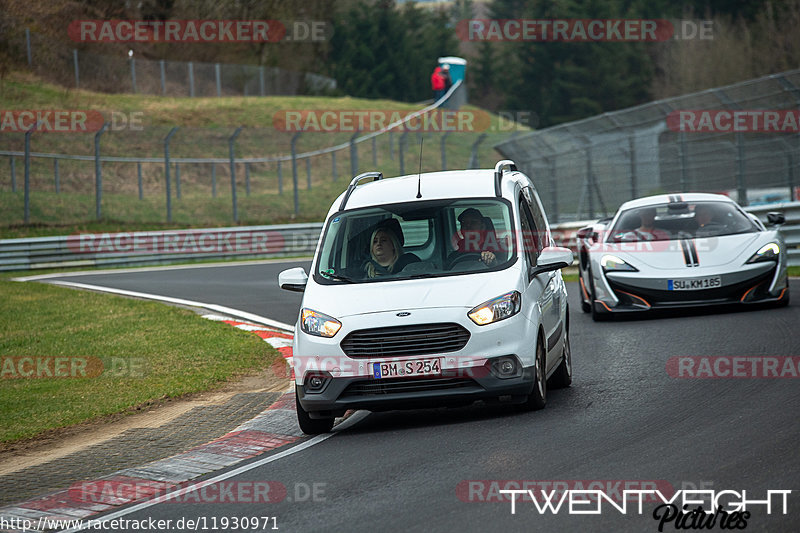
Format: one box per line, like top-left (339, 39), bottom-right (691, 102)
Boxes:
top-left (373, 358), bottom-right (442, 379)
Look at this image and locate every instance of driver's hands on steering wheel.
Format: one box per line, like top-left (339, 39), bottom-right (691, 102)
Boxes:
top-left (481, 251), bottom-right (496, 265)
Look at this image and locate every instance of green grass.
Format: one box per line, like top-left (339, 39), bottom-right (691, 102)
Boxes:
top-left (0, 280), bottom-right (280, 443)
top-left (0, 73), bottom-right (527, 237)
top-left (789, 266), bottom-right (800, 277)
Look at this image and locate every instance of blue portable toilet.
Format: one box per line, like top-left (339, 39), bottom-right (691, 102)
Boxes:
top-left (437, 56), bottom-right (468, 108)
top-left (438, 56), bottom-right (467, 83)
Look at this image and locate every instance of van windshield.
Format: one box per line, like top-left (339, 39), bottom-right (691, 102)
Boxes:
top-left (314, 199), bottom-right (516, 284)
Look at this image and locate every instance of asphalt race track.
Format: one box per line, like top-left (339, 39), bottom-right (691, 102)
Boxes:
top-left (43, 263), bottom-right (800, 532)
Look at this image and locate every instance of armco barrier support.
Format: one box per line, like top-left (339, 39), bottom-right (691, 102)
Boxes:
top-left (1, 202), bottom-right (797, 272)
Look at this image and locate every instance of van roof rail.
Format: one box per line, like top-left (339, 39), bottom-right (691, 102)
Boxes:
top-left (339, 171), bottom-right (383, 211)
top-left (494, 160), bottom-right (517, 197)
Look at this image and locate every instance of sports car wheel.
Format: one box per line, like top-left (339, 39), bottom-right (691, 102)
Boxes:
top-left (580, 275), bottom-right (591, 313)
top-left (588, 268), bottom-right (608, 322)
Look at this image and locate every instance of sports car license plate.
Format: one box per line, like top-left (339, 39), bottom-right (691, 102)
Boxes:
top-left (668, 276), bottom-right (722, 291)
top-left (373, 358), bottom-right (442, 379)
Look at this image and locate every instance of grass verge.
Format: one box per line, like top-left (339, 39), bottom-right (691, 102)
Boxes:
top-left (0, 280), bottom-right (279, 443)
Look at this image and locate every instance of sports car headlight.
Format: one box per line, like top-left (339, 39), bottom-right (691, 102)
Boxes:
top-left (601, 255), bottom-right (638, 272)
top-left (300, 309), bottom-right (342, 337)
top-left (468, 291), bottom-right (521, 326)
top-left (746, 242), bottom-right (780, 264)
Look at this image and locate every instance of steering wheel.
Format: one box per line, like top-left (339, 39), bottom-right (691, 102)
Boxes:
top-left (448, 253), bottom-right (482, 269)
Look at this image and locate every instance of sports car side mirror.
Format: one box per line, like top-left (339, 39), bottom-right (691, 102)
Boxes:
top-left (576, 226), bottom-right (598, 242)
top-left (767, 212), bottom-right (785, 226)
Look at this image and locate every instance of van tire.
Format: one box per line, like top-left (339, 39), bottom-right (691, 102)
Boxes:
top-left (296, 392), bottom-right (334, 435)
top-left (516, 338), bottom-right (547, 411)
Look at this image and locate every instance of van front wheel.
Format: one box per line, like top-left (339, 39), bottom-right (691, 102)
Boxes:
top-left (296, 392), bottom-right (334, 435)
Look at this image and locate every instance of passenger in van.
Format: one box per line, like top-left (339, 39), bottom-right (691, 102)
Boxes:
top-left (452, 208), bottom-right (501, 266)
top-left (364, 222), bottom-right (420, 278)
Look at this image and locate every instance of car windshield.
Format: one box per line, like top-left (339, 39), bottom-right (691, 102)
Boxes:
top-left (608, 200), bottom-right (759, 242)
top-left (314, 199), bottom-right (516, 284)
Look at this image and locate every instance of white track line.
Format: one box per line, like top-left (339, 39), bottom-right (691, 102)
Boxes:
top-left (42, 280), bottom-right (294, 332)
top-left (59, 411), bottom-right (370, 532)
top-left (12, 257), bottom-right (313, 282)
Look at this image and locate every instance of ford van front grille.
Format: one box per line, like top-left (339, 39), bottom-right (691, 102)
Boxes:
top-left (340, 323), bottom-right (470, 358)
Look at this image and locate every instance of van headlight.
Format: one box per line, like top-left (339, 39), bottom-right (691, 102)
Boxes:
top-left (601, 254), bottom-right (638, 272)
top-left (300, 309), bottom-right (342, 337)
top-left (468, 291), bottom-right (521, 326)
top-left (746, 242), bottom-right (780, 264)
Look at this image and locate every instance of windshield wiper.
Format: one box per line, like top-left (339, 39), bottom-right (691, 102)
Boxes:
top-left (320, 270), bottom-right (356, 283)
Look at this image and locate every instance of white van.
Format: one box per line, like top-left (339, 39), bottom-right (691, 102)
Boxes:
top-left (279, 160), bottom-right (574, 434)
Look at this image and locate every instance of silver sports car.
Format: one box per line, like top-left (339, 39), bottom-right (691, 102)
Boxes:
top-left (577, 193), bottom-right (789, 321)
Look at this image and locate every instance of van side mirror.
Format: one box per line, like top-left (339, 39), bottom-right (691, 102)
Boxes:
top-left (531, 247), bottom-right (573, 277)
top-left (278, 267), bottom-right (308, 292)
top-left (767, 212), bottom-right (785, 226)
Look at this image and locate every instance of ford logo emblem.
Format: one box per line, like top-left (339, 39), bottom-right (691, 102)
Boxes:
top-left (396, 312), bottom-right (411, 317)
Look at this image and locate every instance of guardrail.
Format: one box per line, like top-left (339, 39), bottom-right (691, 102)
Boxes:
top-left (0, 224), bottom-right (323, 272)
top-left (2, 201), bottom-right (798, 271)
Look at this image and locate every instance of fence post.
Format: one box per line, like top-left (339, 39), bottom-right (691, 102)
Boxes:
top-left (332, 151), bottom-right (337, 181)
top-left (26, 28), bottom-right (32, 66)
top-left (306, 158), bottom-right (312, 190)
top-left (277, 160), bottom-right (282, 195)
top-left (291, 132), bottom-right (302, 216)
top-left (468, 134), bottom-right (487, 168)
top-left (159, 60), bottom-right (166, 95)
top-left (164, 127), bottom-right (179, 223)
top-left (586, 144), bottom-right (594, 219)
top-left (229, 126), bottom-right (244, 222)
top-left (73, 49), bottom-right (79, 89)
top-left (389, 131), bottom-right (394, 160)
top-left (188, 62), bottom-right (195, 97)
top-left (736, 133), bottom-right (747, 206)
top-left (130, 57), bottom-right (137, 93)
top-left (787, 152), bottom-right (795, 202)
top-left (245, 162), bottom-right (251, 196)
top-left (10, 157), bottom-right (16, 192)
top-left (175, 162), bottom-right (181, 199)
top-left (137, 162), bottom-right (143, 200)
top-left (24, 125), bottom-right (35, 224)
top-left (629, 135), bottom-right (637, 200)
top-left (350, 130), bottom-right (360, 177)
top-left (440, 131), bottom-right (450, 170)
top-left (94, 122), bottom-right (109, 220)
top-left (54, 159), bottom-right (60, 193)
top-left (259, 67), bottom-right (265, 96)
top-left (399, 131), bottom-right (408, 174)
top-left (211, 163), bottom-right (217, 198)
top-left (215, 63), bottom-right (222, 97)
top-left (678, 131), bottom-right (689, 193)
top-left (547, 157), bottom-right (558, 223)
top-left (372, 136), bottom-right (377, 166)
